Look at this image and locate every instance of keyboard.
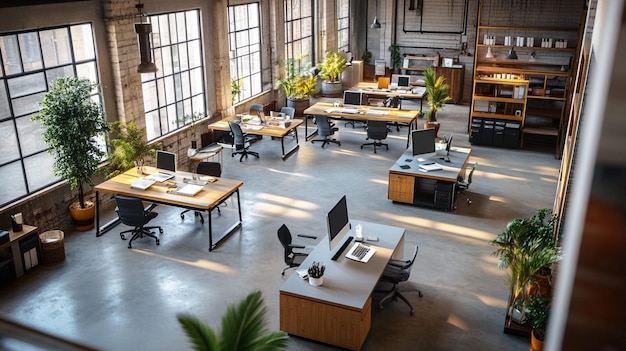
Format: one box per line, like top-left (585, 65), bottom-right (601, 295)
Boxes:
top-left (341, 108), bottom-right (359, 114)
top-left (345, 242), bottom-right (377, 263)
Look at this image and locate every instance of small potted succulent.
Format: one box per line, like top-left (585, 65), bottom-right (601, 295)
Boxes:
top-left (307, 261), bottom-right (325, 287)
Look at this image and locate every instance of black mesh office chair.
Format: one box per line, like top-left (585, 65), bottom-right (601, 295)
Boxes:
top-left (311, 115), bottom-right (341, 148)
top-left (277, 224), bottom-right (317, 275)
top-left (180, 162), bottom-right (222, 223)
top-left (361, 120), bottom-right (389, 153)
top-left (280, 106), bottom-right (295, 119)
top-left (457, 162), bottom-right (478, 205)
top-left (115, 195), bottom-right (163, 248)
top-left (383, 96), bottom-right (403, 131)
top-left (228, 121), bottom-right (260, 161)
top-left (378, 244), bottom-right (422, 315)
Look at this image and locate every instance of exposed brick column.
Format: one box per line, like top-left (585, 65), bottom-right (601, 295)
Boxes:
top-left (103, 0), bottom-right (147, 129)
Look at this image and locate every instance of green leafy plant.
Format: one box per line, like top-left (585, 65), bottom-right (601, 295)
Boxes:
top-left (527, 295), bottom-right (551, 341)
top-left (32, 76), bottom-right (109, 209)
top-left (362, 49), bottom-right (372, 65)
top-left (388, 44), bottom-right (402, 71)
top-left (491, 208), bottom-right (560, 323)
top-left (231, 78), bottom-right (243, 104)
top-left (307, 261), bottom-right (325, 278)
top-left (178, 290), bottom-right (289, 351)
top-left (276, 56), bottom-right (317, 100)
top-left (106, 121), bottom-right (160, 179)
top-left (178, 112), bottom-right (206, 147)
top-left (317, 51), bottom-right (348, 83)
top-left (423, 67), bottom-right (452, 122)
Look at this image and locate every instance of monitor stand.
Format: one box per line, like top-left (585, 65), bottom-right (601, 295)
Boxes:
top-left (440, 152), bottom-right (451, 162)
top-left (331, 236), bottom-right (354, 261)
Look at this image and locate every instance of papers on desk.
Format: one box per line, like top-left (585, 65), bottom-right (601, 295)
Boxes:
top-left (146, 172), bottom-right (174, 182)
top-left (367, 110), bottom-right (389, 116)
top-left (419, 162), bottom-right (443, 172)
top-left (131, 178), bottom-right (156, 190)
top-left (172, 184), bottom-right (204, 197)
top-left (245, 125), bottom-right (264, 131)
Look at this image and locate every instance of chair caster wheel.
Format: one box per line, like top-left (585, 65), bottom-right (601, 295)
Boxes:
top-left (180, 214), bottom-right (185, 220)
top-left (128, 244), bottom-right (132, 249)
top-left (120, 235), bottom-right (126, 240)
top-left (156, 239), bottom-right (160, 245)
top-left (467, 199), bottom-right (472, 205)
top-left (159, 228), bottom-right (164, 234)
top-left (410, 310), bottom-right (415, 316)
top-left (418, 291), bottom-right (424, 298)
top-left (200, 218), bottom-right (205, 224)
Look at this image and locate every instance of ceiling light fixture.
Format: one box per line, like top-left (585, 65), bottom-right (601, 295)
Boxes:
top-left (135, 1), bottom-right (157, 73)
top-left (371, 0), bottom-right (381, 29)
top-left (506, 46), bottom-right (518, 60)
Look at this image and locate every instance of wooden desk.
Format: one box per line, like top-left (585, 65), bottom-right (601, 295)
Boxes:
top-left (0, 225), bottom-right (39, 281)
top-left (388, 147), bottom-right (471, 210)
top-left (350, 81), bottom-right (426, 110)
top-left (279, 220), bottom-right (405, 350)
top-left (94, 166), bottom-right (243, 251)
top-left (207, 117), bottom-right (302, 160)
top-left (303, 102), bottom-right (421, 147)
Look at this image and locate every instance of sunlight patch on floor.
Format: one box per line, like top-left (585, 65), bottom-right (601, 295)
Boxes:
top-left (135, 250), bottom-right (234, 273)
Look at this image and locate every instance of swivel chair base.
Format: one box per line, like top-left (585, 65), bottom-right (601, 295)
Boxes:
top-left (232, 149), bottom-right (259, 162)
top-left (378, 284), bottom-right (423, 316)
top-left (120, 225), bottom-right (163, 249)
top-left (361, 140), bottom-right (389, 153)
top-left (311, 138), bottom-right (341, 148)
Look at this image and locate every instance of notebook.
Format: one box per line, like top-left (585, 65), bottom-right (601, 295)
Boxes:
top-left (419, 162), bottom-right (443, 172)
top-left (131, 178), bottom-right (156, 190)
top-left (345, 242), bottom-right (376, 263)
top-left (174, 184), bottom-right (204, 197)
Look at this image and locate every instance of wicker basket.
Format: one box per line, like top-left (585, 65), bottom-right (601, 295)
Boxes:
top-left (39, 230), bottom-right (65, 265)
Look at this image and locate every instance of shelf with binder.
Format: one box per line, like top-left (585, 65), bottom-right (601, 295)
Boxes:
top-left (0, 225), bottom-right (39, 287)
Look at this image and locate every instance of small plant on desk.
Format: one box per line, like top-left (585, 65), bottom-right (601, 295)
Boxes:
top-left (308, 262), bottom-right (325, 286)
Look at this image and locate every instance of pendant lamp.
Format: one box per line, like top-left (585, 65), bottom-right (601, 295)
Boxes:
top-left (371, 0), bottom-right (381, 29)
top-left (506, 46), bottom-right (518, 60)
top-left (135, 2), bottom-right (157, 73)
top-left (485, 47), bottom-right (494, 59)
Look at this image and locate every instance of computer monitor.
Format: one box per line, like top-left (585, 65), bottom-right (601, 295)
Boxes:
top-left (327, 195), bottom-right (351, 259)
top-left (156, 150), bottom-right (177, 172)
top-left (397, 75), bottom-right (411, 87)
top-left (444, 134), bottom-right (453, 162)
top-left (412, 128), bottom-right (436, 159)
top-left (255, 110), bottom-right (266, 125)
top-left (343, 90), bottom-right (364, 106)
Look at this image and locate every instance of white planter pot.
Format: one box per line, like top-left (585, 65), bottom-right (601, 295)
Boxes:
top-left (321, 81), bottom-right (343, 97)
top-left (309, 276), bottom-right (323, 287)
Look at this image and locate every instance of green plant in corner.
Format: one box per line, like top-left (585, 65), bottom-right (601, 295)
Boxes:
top-left (423, 67), bottom-right (452, 122)
top-left (527, 295), bottom-right (551, 343)
top-left (388, 43), bottom-right (402, 72)
top-left (32, 76), bottom-right (109, 213)
top-left (178, 111), bottom-right (206, 150)
top-left (276, 56), bottom-right (317, 100)
top-left (231, 78), bottom-right (243, 104)
top-left (362, 49), bottom-right (372, 65)
top-left (178, 290), bottom-right (289, 351)
top-left (106, 121), bottom-right (160, 179)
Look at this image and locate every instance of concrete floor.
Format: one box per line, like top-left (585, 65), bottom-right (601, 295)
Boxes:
top-left (0, 103), bottom-right (561, 350)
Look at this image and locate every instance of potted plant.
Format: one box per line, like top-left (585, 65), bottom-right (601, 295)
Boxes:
top-left (527, 295), bottom-right (551, 351)
top-left (307, 261), bottom-right (325, 286)
top-left (276, 56), bottom-right (317, 115)
top-left (231, 78), bottom-right (243, 104)
top-left (491, 208), bottom-right (561, 328)
top-left (178, 290), bottom-right (289, 350)
top-left (32, 76), bottom-right (109, 231)
top-left (317, 51), bottom-right (348, 96)
top-left (178, 112), bottom-right (206, 156)
top-left (388, 43), bottom-right (402, 73)
top-left (423, 67), bottom-right (452, 137)
top-left (362, 49), bottom-right (372, 65)
top-left (106, 121), bottom-right (160, 178)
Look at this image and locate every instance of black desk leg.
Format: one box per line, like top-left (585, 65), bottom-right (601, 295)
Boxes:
top-left (208, 208), bottom-right (213, 251)
top-left (96, 191), bottom-right (100, 237)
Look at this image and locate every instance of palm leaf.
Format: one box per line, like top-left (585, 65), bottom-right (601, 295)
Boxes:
top-left (178, 314), bottom-right (220, 351)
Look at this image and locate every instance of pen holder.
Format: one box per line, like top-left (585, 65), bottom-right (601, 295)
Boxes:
top-left (309, 276), bottom-right (323, 287)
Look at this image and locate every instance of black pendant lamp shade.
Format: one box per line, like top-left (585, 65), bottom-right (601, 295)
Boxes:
top-left (371, 16), bottom-right (381, 29)
top-left (135, 22), bottom-right (157, 73)
top-left (506, 46), bottom-right (518, 60)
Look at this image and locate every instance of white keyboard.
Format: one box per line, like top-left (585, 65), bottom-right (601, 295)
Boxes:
top-left (367, 110), bottom-right (387, 116)
top-left (341, 108), bottom-right (359, 114)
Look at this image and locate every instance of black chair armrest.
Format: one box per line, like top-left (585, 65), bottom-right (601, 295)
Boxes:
top-left (297, 234), bottom-right (318, 240)
top-left (288, 244), bottom-right (306, 249)
top-left (388, 259), bottom-right (408, 268)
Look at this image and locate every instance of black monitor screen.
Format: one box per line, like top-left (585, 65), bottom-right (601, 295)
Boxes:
top-left (156, 150), bottom-right (177, 172)
top-left (327, 195), bottom-right (350, 252)
top-left (397, 76), bottom-right (411, 87)
top-left (446, 134), bottom-right (454, 153)
top-left (343, 91), bottom-right (363, 106)
top-left (412, 129), bottom-right (436, 156)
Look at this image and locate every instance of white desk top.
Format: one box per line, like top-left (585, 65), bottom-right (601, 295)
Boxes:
top-left (279, 220), bottom-right (405, 310)
top-left (389, 147), bottom-right (471, 182)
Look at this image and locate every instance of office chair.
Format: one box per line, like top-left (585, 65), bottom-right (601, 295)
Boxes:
top-left (180, 162), bottom-right (222, 223)
top-left (361, 120), bottom-right (389, 153)
top-left (277, 224), bottom-right (317, 275)
top-left (311, 115), bottom-right (341, 148)
top-left (115, 195), bottom-right (163, 249)
top-left (383, 96), bottom-right (403, 131)
top-left (378, 244), bottom-right (422, 315)
top-left (250, 103), bottom-right (264, 114)
top-left (280, 106), bottom-right (295, 119)
top-left (457, 162), bottom-right (478, 205)
top-left (228, 121), bottom-right (260, 161)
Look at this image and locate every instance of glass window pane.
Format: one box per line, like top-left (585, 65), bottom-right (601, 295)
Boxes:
top-left (46, 65), bottom-right (75, 82)
top-left (188, 40), bottom-right (201, 68)
top-left (76, 62), bottom-right (97, 81)
top-left (178, 42), bottom-right (188, 71)
top-left (190, 68), bottom-right (203, 95)
top-left (181, 71), bottom-right (190, 98)
top-left (176, 12), bottom-right (187, 42)
top-left (19, 32), bottom-right (43, 72)
top-left (157, 15), bottom-right (170, 46)
top-left (186, 11), bottom-right (200, 40)
top-left (24, 152), bottom-right (58, 190)
top-left (71, 24), bottom-right (96, 61)
top-left (40, 28), bottom-right (72, 68)
top-left (143, 80), bottom-right (158, 112)
top-left (191, 95), bottom-right (205, 116)
top-left (16, 113), bottom-right (47, 156)
top-left (0, 162), bottom-right (27, 205)
top-left (0, 81), bottom-right (11, 118)
top-left (161, 46), bottom-right (173, 76)
top-left (145, 110), bottom-right (160, 140)
top-left (164, 76), bottom-right (175, 104)
top-left (0, 119), bottom-right (19, 163)
top-left (1, 35), bottom-right (23, 75)
top-left (8, 73), bottom-right (46, 98)
top-left (12, 92), bottom-right (45, 117)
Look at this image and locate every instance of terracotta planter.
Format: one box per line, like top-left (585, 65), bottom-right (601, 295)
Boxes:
top-left (530, 329), bottom-right (544, 351)
top-left (424, 121), bottom-right (440, 138)
top-left (69, 200), bottom-right (95, 231)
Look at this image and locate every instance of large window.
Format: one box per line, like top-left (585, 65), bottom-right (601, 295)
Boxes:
top-left (0, 24), bottom-right (100, 207)
top-left (337, 0), bottom-right (350, 52)
top-left (228, 3), bottom-right (263, 105)
top-left (141, 9), bottom-right (206, 141)
top-left (284, 0), bottom-right (314, 71)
